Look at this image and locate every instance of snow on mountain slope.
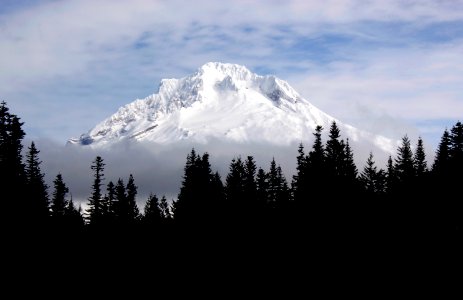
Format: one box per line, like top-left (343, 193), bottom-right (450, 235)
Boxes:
top-left (68, 62), bottom-right (395, 154)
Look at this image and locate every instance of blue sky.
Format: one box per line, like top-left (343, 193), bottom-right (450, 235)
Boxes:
top-left (1, 0), bottom-right (463, 150)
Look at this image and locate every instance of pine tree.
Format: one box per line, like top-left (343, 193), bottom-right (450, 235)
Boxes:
top-left (432, 129), bottom-right (451, 175)
top-left (143, 193), bottom-right (163, 226)
top-left (25, 142), bottom-right (49, 222)
top-left (359, 152), bottom-right (385, 195)
top-left (386, 155), bottom-right (396, 194)
top-left (343, 139), bottom-right (358, 179)
top-left (87, 156), bottom-right (105, 226)
top-left (51, 173), bottom-right (69, 218)
top-left (292, 143), bottom-right (307, 203)
top-left (449, 121), bottom-right (463, 171)
top-left (174, 149), bottom-right (215, 223)
top-left (0, 102), bottom-right (26, 217)
top-left (104, 181), bottom-right (116, 222)
top-left (267, 158), bottom-right (289, 208)
top-left (394, 135), bottom-right (415, 185)
top-left (64, 197), bottom-right (85, 230)
top-left (256, 167), bottom-right (269, 208)
top-left (360, 152), bottom-right (378, 195)
top-left (325, 121), bottom-right (345, 178)
top-left (125, 174), bottom-right (140, 224)
top-left (225, 157), bottom-right (246, 206)
top-left (414, 137), bottom-right (428, 176)
top-left (114, 178), bottom-right (126, 221)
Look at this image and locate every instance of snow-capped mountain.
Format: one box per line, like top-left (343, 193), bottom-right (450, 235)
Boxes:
top-left (69, 62), bottom-right (395, 153)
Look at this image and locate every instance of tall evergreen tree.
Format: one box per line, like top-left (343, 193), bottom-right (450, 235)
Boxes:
top-left (51, 173), bottom-right (69, 218)
top-left (256, 167), bottom-right (269, 208)
top-left (64, 197), bottom-right (85, 230)
top-left (386, 155), bottom-right (396, 194)
top-left (449, 121), bottom-right (463, 170)
top-left (87, 156), bottom-right (105, 226)
top-left (394, 135), bottom-right (415, 185)
top-left (143, 193), bottom-right (163, 226)
top-left (125, 174), bottom-right (140, 224)
top-left (432, 129), bottom-right (451, 175)
top-left (225, 157), bottom-right (246, 206)
top-left (343, 139), bottom-right (358, 180)
top-left (103, 181), bottom-right (116, 222)
top-left (114, 178), bottom-right (126, 221)
top-left (0, 102), bottom-right (26, 217)
top-left (267, 158), bottom-right (289, 208)
top-left (359, 152), bottom-right (385, 196)
top-left (292, 143), bottom-right (307, 204)
top-left (174, 149), bottom-right (216, 223)
top-left (25, 142), bottom-right (49, 222)
top-left (325, 121), bottom-right (345, 179)
top-left (414, 137), bottom-right (428, 176)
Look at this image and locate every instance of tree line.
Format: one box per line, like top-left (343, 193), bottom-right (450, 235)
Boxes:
top-left (1, 101), bottom-right (462, 240)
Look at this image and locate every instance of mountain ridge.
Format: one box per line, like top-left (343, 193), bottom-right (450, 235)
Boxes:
top-left (68, 62), bottom-right (395, 154)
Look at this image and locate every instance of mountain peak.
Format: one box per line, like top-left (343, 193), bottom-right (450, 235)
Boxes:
top-left (69, 63), bottom-right (396, 155)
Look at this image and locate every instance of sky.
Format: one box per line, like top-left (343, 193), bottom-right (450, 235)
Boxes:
top-left (1, 0), bottom-right (463, 203)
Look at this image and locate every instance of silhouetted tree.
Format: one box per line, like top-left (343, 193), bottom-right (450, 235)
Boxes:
top-left (25, 142), bottom-right (49, 223)
top-left (292, 143), bottom-right (307, 204)
top-left (414, 137), bottom-right (428, 176)
top-left (256, 167), bottom-right (269, 208)
top-left (125, 174), bottom-right (140, 224)
top-left (174, 149), bottom-right (216, 223)
top-left (114, 178), bottom-right (126, 221)
top-left (87, 156), bottom-right (105, 226)
top-left (325, 122), bottom-right (345, 179)
top-left (0, 102), bottom-right (26, 220)
top-left (143, 193), bottom-right (163, 227)
top-left (225, 157), bottom-right (246, 216)
top-left (432, 129), bottom-right (451, 175)
top-left (394, 135), bottom-right (415, 187)
top-left (64, 197), bottom-right (85, 231)
top-left (51, 173), bottom-right (68, 218)
top-left (386, 156), bottom-right (396, 194)
top-left (359, 152), bottom-right (385, 196)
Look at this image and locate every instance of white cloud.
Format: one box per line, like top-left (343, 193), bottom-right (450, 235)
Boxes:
top-left (0, 0), bottom-right (462, 148)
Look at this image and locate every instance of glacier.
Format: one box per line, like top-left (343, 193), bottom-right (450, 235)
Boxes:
top-left (69, 62), bottom-right (396, 154)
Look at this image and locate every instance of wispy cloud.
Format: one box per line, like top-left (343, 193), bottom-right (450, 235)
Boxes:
top-left (1, 0), bottom-right (462, 148)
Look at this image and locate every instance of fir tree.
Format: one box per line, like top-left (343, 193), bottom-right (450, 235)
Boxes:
top-left (343, 139), bottom-right (358, 179)
top-left (325, 121), bottom-right (345, 178)
top-left (386, 155), bottom-right (396, 194)
top-left (292, 143), bottom-right (307, 203)
top-left (0, 102), bottom-right (26, 215)
top-left (414, 137), bottom-right (428, 176)
top-left (256, 167), bottom-right (269, 208)
top-left (25, 142), bottom-right (49, 222)
top-left (114, 178), bottom-right (126, 221)
top-left (432, 129), bottom-right (451, 175)
top-left (51, 173), bottom-right (69, 218)
top-left (174, 149), bottom-right (215, 223)
top-left (64, 197), bottom-right (85, 230)
top-left (449, 121), bottom-right (463, 170)
top-left (394, 135), bottom-right (415, 184)
top-left (87, 156), bottom-right (105, 226)
top-left (225, 157), bottom-right (245, 206)
top-left (143, 193), bottom-right (163, 226)
top-left (125, 174), bottom-right (140, 224)
top-left (359, 152), bottom-right (385, 195)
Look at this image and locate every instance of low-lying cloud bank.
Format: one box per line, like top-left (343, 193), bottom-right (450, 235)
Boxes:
top-left (29, 129), bottom-right (418, 210)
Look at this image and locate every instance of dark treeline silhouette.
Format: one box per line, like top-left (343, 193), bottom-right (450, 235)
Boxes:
top-left (2, 101), bottom-right (463, 248)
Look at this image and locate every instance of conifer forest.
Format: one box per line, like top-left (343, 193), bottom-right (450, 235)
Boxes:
top-left (2, 101), bottom-right (462, 255)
